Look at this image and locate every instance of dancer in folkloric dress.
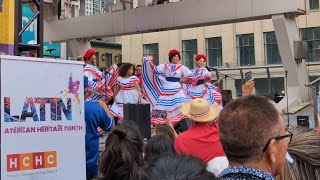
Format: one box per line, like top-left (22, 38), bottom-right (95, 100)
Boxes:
top-left (83, 48), bottom-right (107, 102)
top-left (184, 54), bottom-right (222, 107)
top-left (110, 63), bottom-right (143, 120)
top-left (103, 63), bottom-right (123, 103)
top-left (142, 49), bottom-right (195, 125)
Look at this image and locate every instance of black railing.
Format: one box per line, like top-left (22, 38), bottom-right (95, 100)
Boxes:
top-left (14, 0), bottom-right (44, 57)
top-left (209, 63), bottom-right (320, 96)
top-left (305, 77), bottom-right (320, 129)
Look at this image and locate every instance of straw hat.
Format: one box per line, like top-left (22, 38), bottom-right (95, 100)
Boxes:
top-left (181, 98), bottom-right (219, 123)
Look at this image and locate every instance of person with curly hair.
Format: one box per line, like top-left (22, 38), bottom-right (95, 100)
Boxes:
top-left (109, 63), bottom-right (143, 120)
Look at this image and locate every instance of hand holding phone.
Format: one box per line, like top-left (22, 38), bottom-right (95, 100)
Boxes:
top-left (242, 77), bottom-right (255, 96)
top-left (244, 71), bottom-right (253, 83)
top-left (151, 110), bottom-right (167, 118)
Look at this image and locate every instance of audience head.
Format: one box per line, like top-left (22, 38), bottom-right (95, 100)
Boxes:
top-left (136, 65), bottom-right (142, 75)
top-left (99, 120), bottom-right (144, 180)
top-left (141, 154), bottom-right (216, 180)
top-left (155, 124), bottom-right (176, 142)
top-left (219, 95), bottom-right (290, 176)
top-left (144, 135), bottom-right (175, 162)
top-left (27, 40), bottom-right (38, 57)
top-left (278, 127), bottom-right (320, 180)
top-left (119, 63), bottom-right (135, 77)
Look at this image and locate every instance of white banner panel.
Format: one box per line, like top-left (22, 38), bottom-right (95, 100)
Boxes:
top-left (0, 55), bottom-right (86, 180)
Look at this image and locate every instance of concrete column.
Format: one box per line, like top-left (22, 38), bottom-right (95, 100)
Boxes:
top-left (221, 24), bottom-right (236, 67)
top-left (0, 0), bottom-right (15, 55)
top-left (197, 27), bottom-right (205, 55)
top-left (272, 14), bottom-right (310, 112)
top-left (68, 39), bottom-right (91, 58)
top-left (254, 20), bottom-right (264, 65)
top-left (122, 35), bottom-right (134, 64)
top-left (130, 34), bottom-right (143, 65)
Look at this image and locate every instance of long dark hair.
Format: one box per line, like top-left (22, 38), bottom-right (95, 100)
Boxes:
top-left (278, 127), bottom-right (320, 180)
top-left (119, 63), bottom-right (135, 77)
top-left (144, 135), bottom-right (176, 162)
top-left (99, 120), bottom-right (144, 180)
top-left (140, 154), bottom-right (215, 180)
top-left (155, 124), bottom-right (176, 142)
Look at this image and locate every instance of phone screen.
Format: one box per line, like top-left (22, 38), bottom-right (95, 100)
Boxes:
top-left (151, 110), bottom-right (167, 118)
top-left (244, 71), bottom-right (252, 82)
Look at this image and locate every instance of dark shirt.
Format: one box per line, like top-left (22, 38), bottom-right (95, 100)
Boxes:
top-left (219, 166), bottom-right (274, 180)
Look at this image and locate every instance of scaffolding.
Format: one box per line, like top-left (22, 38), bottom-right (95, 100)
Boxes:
top-left (14, 0), bottom-right (44, 57)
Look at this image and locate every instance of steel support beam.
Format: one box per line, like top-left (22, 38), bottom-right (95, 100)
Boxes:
top-left (272, 14), bottom-right (310, 112)
top-left (44, 0), bottom-right (305, 42)
top-left (68, 39), bottom-right (91, 59)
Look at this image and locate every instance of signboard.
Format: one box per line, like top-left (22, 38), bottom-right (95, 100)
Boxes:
top-left (22, 5), bottom-right (61, 57)
top-left (0, 55), bottom-right (86, 179)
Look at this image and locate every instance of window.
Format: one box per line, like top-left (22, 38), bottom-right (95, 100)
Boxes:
top-left (115, 54), bottom-right (122, 64)
top-left (310, 0), bottom-right (319, 10)
top-left (105, 53), bottom-right (112, 68)
top-left (182, 39), bottom-right (197, 69)
top-left (96, 52), bottom-right (100, 67)
top-left (237, 34), bottom-right (255, 66)
top-left (206, 37), bottom-right (222, 67)
top-left (301, 27), bottom-right (320, 62)
top-left (143, 43), bottom-right (159, 65)
top-left (264, 32), bottom-right (281, 64)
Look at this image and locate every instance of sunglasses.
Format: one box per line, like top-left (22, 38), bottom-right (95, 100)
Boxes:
top-left (262, 131), bottom-right (293, 152)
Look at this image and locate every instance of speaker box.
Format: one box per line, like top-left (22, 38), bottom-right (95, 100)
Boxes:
top-left (123, 103), bottom-right (151, 140)
top-left (297, 116), bottom-right (309, 127)
top-left (174, 118), bottom-right (193, 134)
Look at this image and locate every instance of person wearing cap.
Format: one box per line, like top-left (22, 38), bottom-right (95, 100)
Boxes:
top-left (184, 54), bottom-right (222, 106)
top-left (142, 49), bottom-right (196, 125)
top-left (174, 98), bottom-right (226, 165)
top-left (218, 95), bottom-right (292, 180)
top-left (23, 40), bottom-right (37, 57)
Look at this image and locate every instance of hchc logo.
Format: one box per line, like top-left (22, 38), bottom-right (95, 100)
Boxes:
top-left (7, 151), bottom-right (57, 172)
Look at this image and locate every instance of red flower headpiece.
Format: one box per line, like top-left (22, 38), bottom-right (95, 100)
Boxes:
top-left (195, 54), bottom-right (207, 62)
top-left (83, 48), bottom-right (96, 60)
top-left (168, 49), bottom-right (180, 58)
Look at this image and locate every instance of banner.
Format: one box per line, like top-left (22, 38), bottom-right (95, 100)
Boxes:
top-left (1, 55), bottom-right (86, 179)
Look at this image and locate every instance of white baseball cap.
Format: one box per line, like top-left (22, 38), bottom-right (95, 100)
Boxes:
top-left (27, 40), bottom-right (37, 45)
